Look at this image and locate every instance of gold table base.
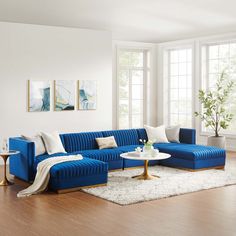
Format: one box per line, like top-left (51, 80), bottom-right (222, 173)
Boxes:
top-left (132, 160), bottom-right (160, 180)
top-left (0, 179), bottom-right (13, 186)
top-left (0, 154), bottom-right (13, 186)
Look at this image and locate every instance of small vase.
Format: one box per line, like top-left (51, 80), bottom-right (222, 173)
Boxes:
top-left (143, 145), bottom-right (153, 154)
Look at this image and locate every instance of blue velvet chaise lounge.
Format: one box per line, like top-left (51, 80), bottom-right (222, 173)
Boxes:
top-left (9, 128), bottom-right (226, 193)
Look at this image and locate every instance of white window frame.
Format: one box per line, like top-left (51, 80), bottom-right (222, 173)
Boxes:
top-left (199, 36), bottom-right (236, 138)
top-left (159, 42), bottom-right (195, 128)
top-left (116, 48), bottom-right (148, 129)
top-left (114, 41), bottom-right (156, 130)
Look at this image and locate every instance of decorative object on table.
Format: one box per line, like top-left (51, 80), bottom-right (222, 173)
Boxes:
top-left (0, 151), bottom-right (19, 186)
top-left (151, 148), bottom-right (159, 157)
top-left (21, 134), bottom-right (46, 156)
top-left (134, 147), bottom-right (159, 157)
top-left (2, 138), bottom-right (8, 152)
top-left (139, 139), bottom-right (154, 154)
top-left (121, 152), bottom-right (170, 180)
top-left (96, 136), bottom-right (118, 149)
top-left (144, 125), bottom-right (169, 143)
top-left (195, 71), bottom-right (235, 148)
top-left (82, 164), bottom-right (236, 205)
top-left (165, 125), bottom-right (181, 143)
top-left (28, 80), bottom-right (51, 112)
top-left (54, 80), bottom-right (75, 111)
top-left (78, 80), bottom-right (97, 110)
top-left (135, 147), bottom-right (142, 153)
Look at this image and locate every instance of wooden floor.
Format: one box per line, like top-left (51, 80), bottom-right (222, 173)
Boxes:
top-left (0, 153), bottom-right (236, 236)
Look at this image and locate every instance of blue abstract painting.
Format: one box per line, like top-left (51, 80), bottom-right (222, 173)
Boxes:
top-left (28, 81), bottom-right (50, 112)
top-left (55, 80), bottom-right (75, 111)
top-left (79, 80), bottom-right (97, 110)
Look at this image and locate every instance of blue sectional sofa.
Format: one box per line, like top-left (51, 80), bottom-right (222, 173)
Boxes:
top-left (9, 128), bottom-right (226, 192)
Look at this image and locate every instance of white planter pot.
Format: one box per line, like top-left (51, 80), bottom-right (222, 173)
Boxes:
top-left (207, 136), bottom-right (226, 149)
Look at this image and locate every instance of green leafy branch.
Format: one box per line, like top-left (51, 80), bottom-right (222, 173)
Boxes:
top-left (195, 71), bottom-right (235, 137)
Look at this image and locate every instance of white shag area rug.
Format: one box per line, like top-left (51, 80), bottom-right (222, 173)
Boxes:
top-left (82, 165), bottom-right (236, 205)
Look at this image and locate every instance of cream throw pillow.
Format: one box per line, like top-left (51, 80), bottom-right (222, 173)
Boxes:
top-left (21, 134), bottom-right (46, 156)
top-left (41, 131), bottom-right (66, 155)
top-left (165, 125), bottom-right (181, 143)
top-left (144, 125), bottom-right (169, 143)
top-left (96, 136), bottom-right (118, 150)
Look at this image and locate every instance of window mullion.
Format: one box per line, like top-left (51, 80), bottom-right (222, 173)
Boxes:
top-left (129, 69), bottom-right (132, 128)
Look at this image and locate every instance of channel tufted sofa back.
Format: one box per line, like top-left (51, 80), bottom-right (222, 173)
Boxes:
top-left (61, 129), bottom-right (141, 152)
top-left (102, 129), bottom-right (139, 146)
top-left (61, 132), bottom-right (103, 153)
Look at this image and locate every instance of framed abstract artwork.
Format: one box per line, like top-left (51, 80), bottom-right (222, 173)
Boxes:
top-left (54, 80), bottom-right (75, 111)
top-left (28, 80), bottom-right (51, 112)
top-left (78, 80), bottom-right (97, 110)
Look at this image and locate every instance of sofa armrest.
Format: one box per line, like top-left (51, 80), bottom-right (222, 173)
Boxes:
top-left (9, 137), bottom-right (35, 182)
top-left (179, 128), bottom-right (196, 144)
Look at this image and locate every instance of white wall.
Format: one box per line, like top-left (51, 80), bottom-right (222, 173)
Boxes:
top-left (0, 22), bottom-right (112, 149)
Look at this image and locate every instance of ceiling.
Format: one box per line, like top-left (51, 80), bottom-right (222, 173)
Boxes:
top-left (0, 0), bottom-right (236, 42)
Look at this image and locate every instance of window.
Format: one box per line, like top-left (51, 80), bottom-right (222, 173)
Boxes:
top-left (166, 48), bottom-right (193, 128)
top-left (202, 42), bottom-right (236, 134)
top-left (117, 49), bottom-right (150, 129)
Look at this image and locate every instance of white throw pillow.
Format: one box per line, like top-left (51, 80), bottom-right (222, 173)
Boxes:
top-left (165, 125), bottom-right (181, 143)
top-left (21, 134), bottom-right (46, 156)
top-left (144, 125), bottom-right (169, 143)
top-left (96, 136), bottom-right (118, 150)
top-left (41, 131), bottom-right (66, 155)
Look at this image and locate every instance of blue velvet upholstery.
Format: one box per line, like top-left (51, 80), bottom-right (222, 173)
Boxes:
top-left (153, 143), bottom-right (225, 160)
top-left (49, 173), bottom-right (107, 190)
top-left (136, 128), bottom-right (148, 143)
top-left (9, 137), bottom-right (35, 181)
top-left (179, 128), bottom-right (196, 144)
top-left (61, 131), bottom-right (103, 152)
top-left (49, 157), bottom-right (107, 179)
top-left (154, 143), bottom-right (226, 169)
top-left (34, 152), bottom-right (74, 172)
top-left (102, 129), bottom-right (139, 146)
top-left (9, 127), bottom-right (226, 192)
top-left (34, 153), bottom-right (108, 190)
top-left (136, 128), bottom-right (196, 144)
top-left (77, 149), bottom-right (123, 170)
top-left (49, 157), bottom-right (108, 190)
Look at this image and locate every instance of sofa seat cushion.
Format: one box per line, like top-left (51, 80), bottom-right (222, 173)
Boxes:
top-left (34, 153), bottom-right (107, 179)
top-left (34, 152), bottom-right (69, 171)
top-left (77, 149), bottom-right (123, 162)
top-left (49, 157), bottom-right (107, 180)
top-left (153, 143), bottom-right (225, 161)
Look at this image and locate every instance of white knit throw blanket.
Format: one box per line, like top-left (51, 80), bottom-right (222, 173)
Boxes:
top-left (17, 154), bottom-right (83, 198)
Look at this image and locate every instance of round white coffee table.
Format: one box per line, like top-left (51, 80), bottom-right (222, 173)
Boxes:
top-left (120, 152), bottom-right (171, 180)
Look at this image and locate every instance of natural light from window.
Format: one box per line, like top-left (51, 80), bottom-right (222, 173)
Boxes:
top-left (167, 48), bottom-right (193, 128)
top-left (202, 42), bottom-right (236, 135)
top-left (117, 49), bottom-right (149, 129)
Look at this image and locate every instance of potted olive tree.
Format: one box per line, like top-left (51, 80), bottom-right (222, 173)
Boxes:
top-left (195, 71), bottom-right (234, 149)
